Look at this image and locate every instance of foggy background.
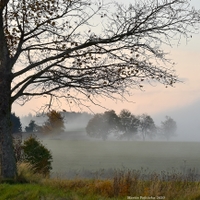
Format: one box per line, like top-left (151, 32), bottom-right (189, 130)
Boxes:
top-left (153, 99), bottom-right (200, 142)
top-left (20, 98), bottom-right (200, 142)
top-left (14, 0), bottom-right (200, 143)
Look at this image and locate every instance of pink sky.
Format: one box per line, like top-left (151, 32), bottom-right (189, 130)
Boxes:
top-left (13, 37), bottom-right (200, 117)
top-left (12, 0), bottom-right (200, 118)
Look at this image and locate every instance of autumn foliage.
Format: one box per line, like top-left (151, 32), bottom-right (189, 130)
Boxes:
top-left (42, 110), bottom-right (65, 134)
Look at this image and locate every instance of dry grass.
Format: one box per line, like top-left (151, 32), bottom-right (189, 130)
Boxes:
top-left (16, 162), bottom-right (46, 183)
top-left (40, 169), bottom-right (200, 199)
top-left (15, 163), bottom-right (200, 200)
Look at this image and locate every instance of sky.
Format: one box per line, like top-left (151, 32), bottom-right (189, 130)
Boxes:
top-left (12, 0), bottom-right (200, 141)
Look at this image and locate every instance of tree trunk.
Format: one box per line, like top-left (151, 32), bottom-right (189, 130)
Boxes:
top-left (0, 61), bottom-right (17, 179)
top-left (0, 89), bottom-right (16, 179)
top-left (0, 9), bottom-right (17, 179)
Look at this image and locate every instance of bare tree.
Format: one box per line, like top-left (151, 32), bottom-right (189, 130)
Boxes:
top-left (0, 0), bottom-right (199, 178)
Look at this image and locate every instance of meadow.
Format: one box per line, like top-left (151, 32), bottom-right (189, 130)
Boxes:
top-left (42, 139), bottom-right (200, 179)
top-left (1, 140), bottom-right (200, 199)
top-left (1, 161), bottom-right (200, 200)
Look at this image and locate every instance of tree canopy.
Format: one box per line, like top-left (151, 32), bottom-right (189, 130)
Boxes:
top-left (2, 0), bottom-right (199, 109)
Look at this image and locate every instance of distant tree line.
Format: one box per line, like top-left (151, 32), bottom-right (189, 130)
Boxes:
top-left (12, 110), bottom-right (92, 134)
top-left (24, 110), bottom-right (65, 135)
top-left (11, 109), bottom-right (177, 141)
top-left (86, 109), bottom-right (177, 141)
top-left (10, 110), bottom-right (65, 135)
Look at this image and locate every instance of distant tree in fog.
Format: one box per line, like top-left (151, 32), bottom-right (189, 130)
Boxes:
top-left (86, 113), bottom-right (107, 140)
top-left (42, 110), bottom-right (65, 134)
top-left (86, 110), bottom-right (119, 140)
top-left (104, 110), bottom-right (120, 133)
top-left (139, 114), bottom-right (156, 141)
top-left (25, 120), bottom-right (40, 133)
top-left (161, 116), bottom-right (177, 141)
top-left (118, 109), bottom-right (140, 140)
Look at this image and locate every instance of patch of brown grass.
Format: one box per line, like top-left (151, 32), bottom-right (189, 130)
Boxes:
top-left (16, 163), bottom-right (200, 199)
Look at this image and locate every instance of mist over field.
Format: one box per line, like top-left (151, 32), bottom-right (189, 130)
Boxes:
top-left (21, 98), bottom-right (200, 142)
top-left (153, 99), bottom-right (200, 142)
top-left (19, 100), bottom-right (200, 179)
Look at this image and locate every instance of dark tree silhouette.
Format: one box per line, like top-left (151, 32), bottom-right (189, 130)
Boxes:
top-left (0, 0), bottom-right (199, 178)
top-left (25, 120), bottom-right (39, 133)
top-left (119, 109), bottom-right (140, 140)
top-left (86, 110), bottom-right (119, 140)
top-left (10, 113), bottom-right (22, 134)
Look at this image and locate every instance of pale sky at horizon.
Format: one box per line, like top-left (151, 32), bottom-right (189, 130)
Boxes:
top-left (12, 0), bottom-right (200, 141)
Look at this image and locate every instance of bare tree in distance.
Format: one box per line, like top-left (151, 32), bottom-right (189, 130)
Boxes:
top-left (0, 0), bottom-right (199, 178)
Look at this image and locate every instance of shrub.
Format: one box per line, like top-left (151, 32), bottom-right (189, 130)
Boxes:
top-left (22, 136), bottom-right (53, 177)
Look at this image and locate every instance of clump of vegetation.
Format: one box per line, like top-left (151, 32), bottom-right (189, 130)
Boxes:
top-left (16, 162), bottom-right (44, 183)
top-left (22, 136), bottom-right (53, 177)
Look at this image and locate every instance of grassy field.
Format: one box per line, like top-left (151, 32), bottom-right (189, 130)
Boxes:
top-left (1, 163), bottom-right (200, 200)
top-left (5, 139), bottom-right (199, 199)
top-left (42, 140), bottom-right (200, 179)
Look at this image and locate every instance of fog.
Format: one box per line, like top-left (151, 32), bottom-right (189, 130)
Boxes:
top-left (153, 99), bottom-right (200, 142)
top-left (21, 99), bottom-right (200, 142)
top-left (21, 111), bottom-right (92, 132)
top-left (20, 101), bottom-right (200, 179)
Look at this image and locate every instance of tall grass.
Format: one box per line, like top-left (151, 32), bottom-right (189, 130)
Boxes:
top-left (43, 168), bottom-right (200, 200)
top-left (1, 163), bottom-right (200, 200)
top-left (112, 169), bottom-right (200, 199)
top-left (16, 162), bottom-right (45, 183)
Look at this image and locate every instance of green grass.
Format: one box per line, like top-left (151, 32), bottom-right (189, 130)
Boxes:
top-left (0, 183), bottom-right (69, 200)
top-left (1, 176), bottom-right (200, 200)
top-left (0, 182), bottom-right (122, 200)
